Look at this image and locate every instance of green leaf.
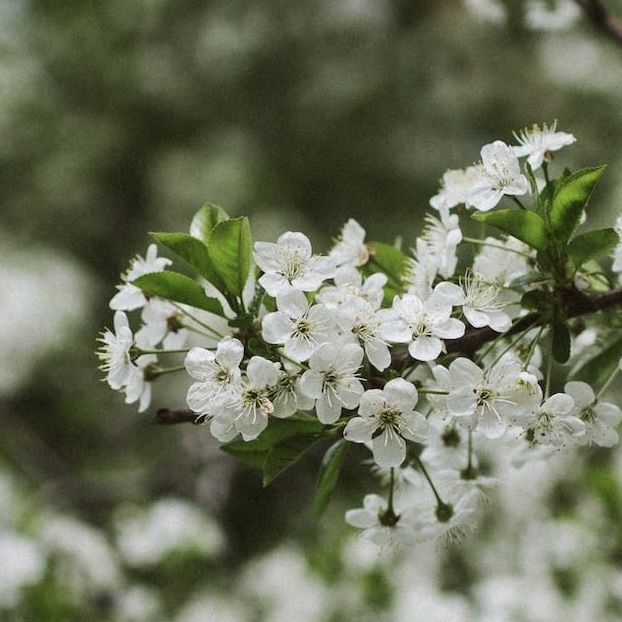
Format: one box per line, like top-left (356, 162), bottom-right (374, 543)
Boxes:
top-left (263, 433), bottom-right (323, 486)
top-left (220, 414), bottom-right (326, 485)
top-left (208, 217), bottom-right (252, 299)
top-left (551, 319), bottom-right (571, 364)
top-left (189, 203), bottom-right (230, 244)
top-left (567, 227), bottom-right (618, 270)
top-left (313, 439), bottom-right (348, 519)
top-left (471, 209), bottom-right (549, 252)
top-left (150, 231), bottom-right (226, 292)
top-left (132, 272), bottom-right (224, 315)
top-left (549, 165), bottom-right (606, 244)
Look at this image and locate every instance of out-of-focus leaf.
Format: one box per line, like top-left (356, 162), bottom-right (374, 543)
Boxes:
top-left (313, 439), bottom-right (348, 518)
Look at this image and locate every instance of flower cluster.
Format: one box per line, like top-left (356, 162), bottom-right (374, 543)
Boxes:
top-left (98, 123), bottom-right (622, 547)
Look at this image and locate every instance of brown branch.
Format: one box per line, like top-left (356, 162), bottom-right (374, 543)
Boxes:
top-left (153, 287), bottom-right (622, 422)
top-left (152, 408), bottom-right (202, 425)
top-left (575, 0), bottom-right (622, 48)
top-left (445, 285), bottom-right (622, 358)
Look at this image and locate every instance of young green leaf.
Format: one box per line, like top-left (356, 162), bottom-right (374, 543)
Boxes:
top-left (150, 231), bottom-right (226, 293)
top-left (549, 165), bottom-right (606, 245)
top-left (189, 203), bottom-right (230, 244)
top-left (567, 227), bottom-right (618, 271)
top-left (471, 209), bottom-right (549, 252)
top-left (208, 217), bottom-right (252, 299)
top-left (313, 439), bottom-right (348, 519)
top-left (132, 272), bottom-right (224, 315)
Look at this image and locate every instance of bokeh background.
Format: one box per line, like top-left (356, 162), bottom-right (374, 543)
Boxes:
top-left (4, 1), bottom-right (622, 620)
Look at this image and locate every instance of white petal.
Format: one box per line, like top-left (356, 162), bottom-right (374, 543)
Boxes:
top-left (409, 336), bottom-right (442, 361)
top-left (372, 430), bottom-right (406, 467)
top-left (343, 417), bottom-right (375, 443)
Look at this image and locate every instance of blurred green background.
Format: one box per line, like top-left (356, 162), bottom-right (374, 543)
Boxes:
top-left (4, 1), bottom-right (622, 620)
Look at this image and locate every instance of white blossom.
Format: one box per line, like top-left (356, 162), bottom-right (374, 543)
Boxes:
top-left (261, 289), bottom-right (337, 362)
top-left (338, 295), bottom-right (393, 371)
top-left (109, 244), bottom-right (171, 311)
top-left (429, 165), bottom-right (482, 215)
top-left (97, 310), bottom-right (135, 391)
top-left (513, 121), bottom-right (576, 170)
top-left (344, 378), bottom-right (427, 467)
top-left (418, 211), bottom-right (463, 279)
top-left (345, 494), bottom-right (418, 547)
top-left (522, 393), bottom-right (585, 447)
top-left (466, 141), bottom-right (529, 212)
top-left (271, 367), bottom-right (315, 419)
top-left (300, 342), bottom-right (365, 424)
top-left (380, 284), bottom-right (465, 362)
top-left (329, 218), bottom-right (369, 267)
top-left (253, 231), bottom-right (336, 296)
top-left (317, 265), bottom-right (387, 310)
top-left (185, 337), bottom-right (244, 417)
top-left (227, 356), bottom-right (281, 441)
top-left (459, 271), bottom-right (512, 332)
top-left (136, 298), bottom-right (187, 350)
top-left (565, 381), bottom-right (622, 448)
top-left (433, 356), bottom-right (541, 438)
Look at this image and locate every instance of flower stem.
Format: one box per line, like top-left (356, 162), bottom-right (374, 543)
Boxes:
top-left (596, 362), bottom-right (621, 401)
top-left (414, 454), bottom-right (446, 508)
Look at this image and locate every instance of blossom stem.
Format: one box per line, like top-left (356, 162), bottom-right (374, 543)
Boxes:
top-left (596, 362), bottom-right (621, 401)
top-left (133, 347), bottom-right (190, 357)
top-left (478, 322), bottom-right (537, 369)
top-left (461, 430), bottom-right (478, 480)
top-left (544, 331), bottom-right (554, 399)
top-left (542, 161), bottom-right (550, 187)
top-left (417, 388), bottom-right (449, 396)
top-left (144, 365), bottom-right (186, 381)
top-left (387, 467), bottom-right (396, 517)
top-left (511, 196), bottom-right (527, 210)
top-left (413, 454), bottom-right (446, 508)
top-left (173, 303), bottom-right (226, 340)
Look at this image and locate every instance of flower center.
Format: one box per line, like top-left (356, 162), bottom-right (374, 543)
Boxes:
top-left (580, 407), bottom-right (595, 424)
top-left (283, 249), bottom-right (306, 281)
top-left (378, 406), bottom-right (402, 430)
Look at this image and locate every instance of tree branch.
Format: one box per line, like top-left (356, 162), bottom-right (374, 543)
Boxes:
top-left (152, 408), bottom-right (201, 425)
top-left (154, 287), bottom-right (622, 423)
top-left (575, 0), bottom-right (622, 48)
top-left (445, 285), bottom-right (622, 357)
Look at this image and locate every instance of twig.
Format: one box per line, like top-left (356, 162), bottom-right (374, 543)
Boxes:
top-left (575, 0), bottom-right (622, 48)
top-left (445, 285), bottom-right (622, 357)
top-left (152, 408), bottom-right (201, 425)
